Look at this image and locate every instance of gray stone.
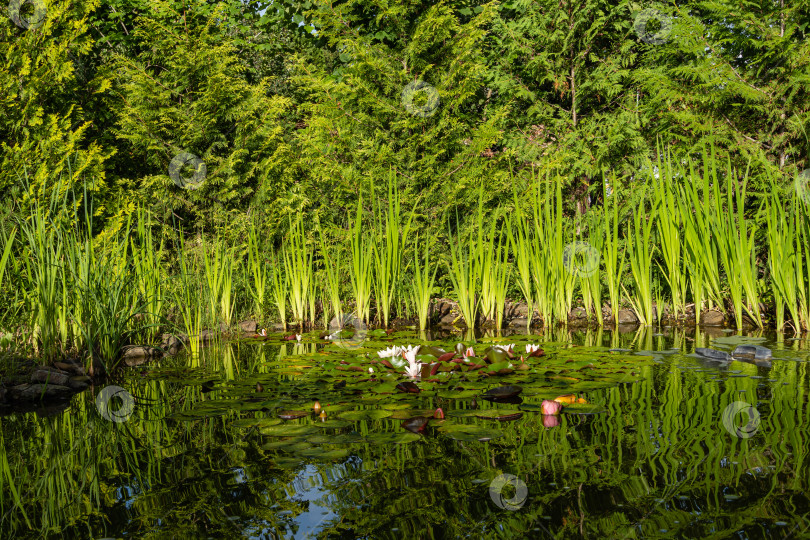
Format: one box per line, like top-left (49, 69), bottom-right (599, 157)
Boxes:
top-left (568, 307), bottom-right (588, 321)
top-left (617, 309), bottom-right (639, 324)
top-left (238, 320), bottom-right (258, 333)
top-left (508, 317), bottom-right (529, 328)
top-left (31, 369), bottom-right (70, 386)
top-left (161, 334), bottom-right (184, 355)
top-left (695, 348), bottom-right (731, 361)
top-left (732, 345), bottom-right (772, 362)
top-left (68, 375), bottom-right (92, 390)
top-left (122, 345), bottom-right (161, 360)
top-left (701, 309), bottom-right (725, 326)
top-left (11, 383), bottom-right (73, 401)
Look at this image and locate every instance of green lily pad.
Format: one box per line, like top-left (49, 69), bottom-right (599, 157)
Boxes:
top-left (299, 447), bottom-right (352, 460)
top-left (338, 409), bottom-right (393, 421)
top-left (364, 432), bottom-right (422, 444)
top-left (313, 419), bottom-right (352, 429)
top-left (438, 424), bottom-right (504, 442)
top-left (262, 439), bottom-right (312, 452)
top-left (260, 424), bottom-right (320, 437)
top-left (472, 409), bottom-right (523, 420)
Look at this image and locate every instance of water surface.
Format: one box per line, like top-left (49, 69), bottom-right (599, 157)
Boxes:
top-left (2, 326), bottom-right (810, 539)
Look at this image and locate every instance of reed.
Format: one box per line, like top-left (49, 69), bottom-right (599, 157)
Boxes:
top-left (479, 214), bottom-right (511, 328)
top-left (349, 195), bottom-right (374, 324)
top-left (318, 223), bottom-right (343, 328)
top-left (505, 191), bottom-right (534, 328)
top-left (269, 249), bottom-right (288, 329)
top-left (19, 200), bottom-right (64, 361)
top-left (283, 217), bottom-right (313, 327)
top-left (544, 177), bottom-right (576, 324)
top-left (409, 233), bottom-right (437, 331)
top-left (131, 206), bottom-right (166, 341)
top-left (679, 154), bottom-right (723, 323)
top-left (623, 188), bottom-right (655, 325)
top-left (651, 149), bottom-right (687, 318)
top-left (372, 174), bottom-right (414, 327)
top-left (764, 178), bottom-right (800, 332)
top-left (711, 156), bottom-right (762, 329)
top-left (601, 173), bottom-right (626, 326)
top-left (579, 209), bottom-right (604, 323)
top-left (446, 196), bottom-right (483, 328)
top-left (245, 217), bottom-right (268, 322)
top-left (205, 236), bottom-right (239, 328)
top-left (0, 227), bottom-right (15, 293)
top-left (172, 234), bottom-right (205, 360)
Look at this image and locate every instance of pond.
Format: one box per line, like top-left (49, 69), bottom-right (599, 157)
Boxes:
top-left (2, 326), bottom-right (810, 539)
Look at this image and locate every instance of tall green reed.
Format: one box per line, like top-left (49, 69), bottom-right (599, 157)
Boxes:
top-left (651, 150), bottom-right (687, 318)
top-left (624, 190), bottom-right (655, 325)
top-left (372, 175), bottom-right (414, 327)
top-left (409, 233), bottom-right (437, 330)
top-left (349, 196), bottom-right (374, 324)
top-left (318, 223), bottom-right (343, 328)
top-left (764, 178), bottom-right (801, 331)
top-left (19, 200), bottom-right (64, 360)
top-left (479, 218), bottom-right (511, 329)
top-left (601, 174), bottom-right (626, 326)
top-left (710, 156), bottom-right (762, 329)
top-left (269, 250), bottom-right (288, 329)
top-left (505, 192), bottom-right (535, 328)
top-left (283, 217), bottom-right (313, 327)
top-left (172, 234), bottom-right (205, 360)
top-left (131, 207), bottom-right (165, 341)
top-left (245, 217), bottom-right (268, 322)
top-left (203, 236), bottom-right (238, 329)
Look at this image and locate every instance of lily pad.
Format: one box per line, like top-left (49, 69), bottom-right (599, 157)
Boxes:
top-left (438, 424), bottom-right (504, 442)
top-left (338, 409), bottom-right (393, 421)
top-left (364, 432), bottom-right (422, 444)
top-left (481, 385), bottom-right (523, 401)
top-left (260, 424), bottom-right (320, 437)
top-left (313, 419), bottom-right (352, 429)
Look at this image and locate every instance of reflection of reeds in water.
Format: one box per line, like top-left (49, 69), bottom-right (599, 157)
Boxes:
top-left (3, 335), bottom-right (810, 537)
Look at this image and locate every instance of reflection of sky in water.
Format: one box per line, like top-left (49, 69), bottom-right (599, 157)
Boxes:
top-left (277, 464), bottom-right (339, 539)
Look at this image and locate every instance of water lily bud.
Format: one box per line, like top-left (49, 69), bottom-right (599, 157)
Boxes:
top-left (319, 410), bottom-right (327, 421)
top-left (256, 382), bottom-right (264, 393)
top-left (313, 400), bottom-right (322, 414)
top-left (434, 408), bottom-right (445, 419)
top-left (541, 399), bottom-right (563, 415)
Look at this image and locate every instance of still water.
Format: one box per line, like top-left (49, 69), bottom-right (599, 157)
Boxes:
top-left (2, 326), bottom-right (810, 539)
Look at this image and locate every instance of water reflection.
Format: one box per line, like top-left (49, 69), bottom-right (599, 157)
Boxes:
top-left (1, 326), bottom-right (810, 538)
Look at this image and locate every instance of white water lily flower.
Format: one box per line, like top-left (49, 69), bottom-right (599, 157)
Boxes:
top-left (401, 345), bottom-right (420, 359)
top-left (465, 346), bottom-right (475, 357)
top-left (389, 355), bottom-right (407, 370)
top-left (505, 343), bottom-right (515, 353)
top-left (404, 360), bottom-right (421, 378)
top-left (403, 346), bottom-right (418, 366)
top-left (377, 346), bottom-right (403, 359)
top-left (296, 334), bottom-right (302, 342)
top-left (526, 344), bottom-right (540, 354)
top-left (368, 367), bottom-right (374, 374)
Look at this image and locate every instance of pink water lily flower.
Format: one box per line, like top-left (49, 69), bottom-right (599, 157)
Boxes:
top-left (465, 347), bottom-right (475, 358)
top-left (541, 399), bottom-right (563, 415)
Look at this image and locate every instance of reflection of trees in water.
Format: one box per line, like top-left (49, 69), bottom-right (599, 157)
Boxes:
top-left (2, 335), bottom-right (810, 538)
